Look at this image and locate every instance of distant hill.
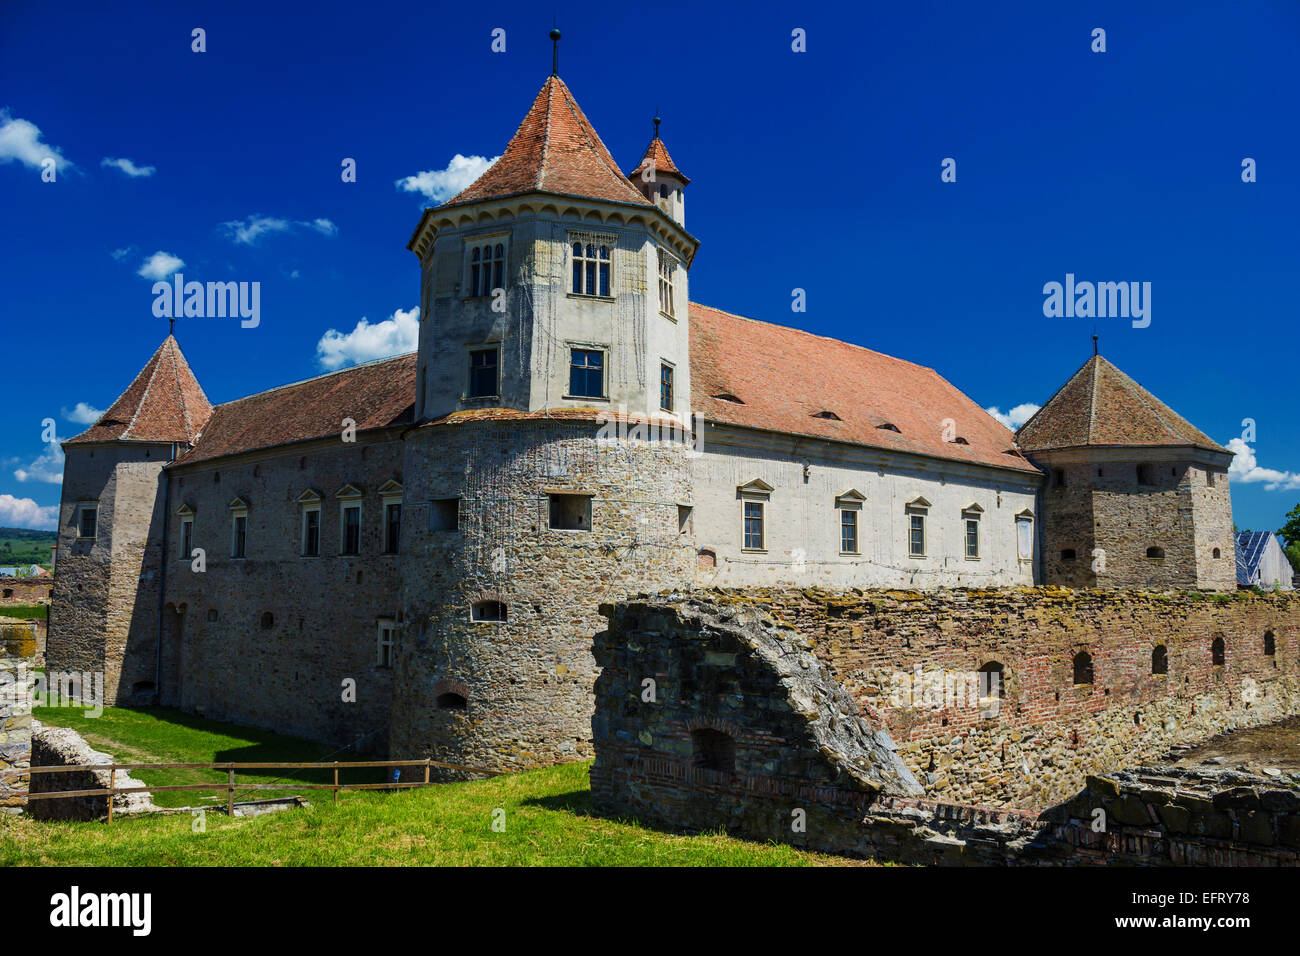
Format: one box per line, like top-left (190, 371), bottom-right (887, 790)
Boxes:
top-left (0, 527), bottom-right (57, 569)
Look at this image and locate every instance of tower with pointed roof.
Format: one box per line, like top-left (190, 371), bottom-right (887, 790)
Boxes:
top-left (1017, 353), bottom-right (1235, 590)
top-left (391, 44), bottom-right (702, 772)
top-left (628, 116), bottom-right (689, 226)
top-left (48, 335), bottom-right (211, 704)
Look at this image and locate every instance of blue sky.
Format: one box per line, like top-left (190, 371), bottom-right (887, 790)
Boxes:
top-left (2, 0), bottom-right (1297, 533)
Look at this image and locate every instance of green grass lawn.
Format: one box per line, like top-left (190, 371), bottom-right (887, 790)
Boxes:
top-left (6, 706), bottom-right (862, 866)
top-left (0, 604), bottom-right (47, 620)
top-left (31, 704), bottom-right (385, 808)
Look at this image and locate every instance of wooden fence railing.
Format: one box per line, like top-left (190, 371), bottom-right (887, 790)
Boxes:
top-left (0, 758), bottom-right (503, 822)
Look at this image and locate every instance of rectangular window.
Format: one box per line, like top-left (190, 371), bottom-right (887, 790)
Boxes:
top-left (660, 363), bottom-right (674, 411)
top-left (467, 241), bottom-right (505, 298)
top-left (384, 502), bottom-right (401, 554)
top-left (965, 518), bottom-right (980, 558)
top-left (657, 248), bottom-right (676, 317)
top-left (1052, 468), bottom-right (1066, 488)
top-left (376, 620), bottom-right (395, 668)
top-left (341, 505), bottom-right (361, 555)
top-left (1017, 516), bottom-right (1034, 560)
top-left (569, 348), bottom-right (604, 398)
top-left (908, 513), bottom-right (925, 557)
top-left (840, 509), bottom-right (858, 554)
top-left (571, 241), bottom-right (611, 296)
top-left (468, 348), bottom-right (499, 399)
top-left (743, 501), bottom-right (764, 550)
top-left (429, 498), bottom-right (460, 532)
top-left (181, 518), bottom-right (193, 559)
top-left (78, 504), bottom-right (97, 539)
top-left (548, 493), bottom-right (592, 531)
top-left (1137, 464), bottom-right (1154, 485)
top-left (302, 508), bottom-right (320, 556)
top-left (1207, 468), bottom-right (1216, 487)
top-left (678, 504), bottom-right (693, 535)
top-left (232, 514), bottom-right (247, 559)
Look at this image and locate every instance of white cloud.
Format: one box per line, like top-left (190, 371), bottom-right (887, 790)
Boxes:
top-left (138, 250), bottom-right (185, 280)
top-left (396, 154), bottom-right (499, 204)
top-left (0, 108), bottom-right (72, 172)
top-left (315, 307), bottom-right (419, 370)
top-left (111, 246), bottom-right (135, 262)
top-left (1226, 438), bottom-right (1300, 491)
top-left (0, 494), bottom-right (57, 530)
top-left (62, 402), bottom-right (104, 425)
top-left (101, 156), bottom-right (155, 178)
top-left (221, 214), bottom-right (337, 245)
top-left (14, 442), bottom-right (64, 484)
top-left (984, 403), bottom-right (1040, 430)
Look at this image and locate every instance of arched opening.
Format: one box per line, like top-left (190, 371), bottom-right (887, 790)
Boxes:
top-left (977, 661), bottom-right (1005, 699)
top-left (1072, 651), bottom-right (1094, 685)
top-left (1212, 637), bottom-right (1226, 667)
top-left (260, 612), bottom-right (274, 630)
top-left (691, 729), bottom-right (735, 774)
top-left (697, 548), bottom-right (717, 569)
top-left (1151, 645), bottom-right (1168, 675)
top-left (1212, 548), bottom-right (1221, 559)
top-left (436, 692), bottom-right (468, 711)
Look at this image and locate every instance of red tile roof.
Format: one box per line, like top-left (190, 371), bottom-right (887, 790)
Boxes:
top-left (628, 136), bottom-right (689, 185)
top-left (66, 336), bottom-right (212, 445)
top-left (689, 304), bottom-right (1040, 474)
top-left (442, 76), bottom-right (653, 209)
top-left (1016, 355), bottom-right (1226, 453)
top-left (172, 353), bottom-right (417, 466)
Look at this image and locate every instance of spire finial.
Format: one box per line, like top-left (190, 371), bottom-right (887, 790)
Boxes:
top-left (653, 112), bottom-right (661, 138)
top-left (549, 26), bottom-right (561, 76)
top-left (1092, 333), bottom-right (1099, 356)
top-left (169, 316), bottom-right (175, 336)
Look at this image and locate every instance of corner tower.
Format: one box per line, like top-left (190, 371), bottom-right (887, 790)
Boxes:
top-left (628, 116), bottom-right (689, 227)
top-left (48, 335), bottom-right (211, 703)
top-left (1017, 352), bottom-right (1235, 590)
top-left (392, 48), bottom-right (701, 774)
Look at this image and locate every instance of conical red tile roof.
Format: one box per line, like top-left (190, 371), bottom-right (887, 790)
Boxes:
top-left (66, 336), bottom-right (212, 445)
top-left (628, 135), bottom-right (689, 184)
top-left (442, 76), bottom-right (653, 208)
top-left (1016, 355), bottom-right (1226, 453)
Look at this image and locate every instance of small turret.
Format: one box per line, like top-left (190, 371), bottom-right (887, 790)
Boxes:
top-left (628, 116), bottom-right (689, 227)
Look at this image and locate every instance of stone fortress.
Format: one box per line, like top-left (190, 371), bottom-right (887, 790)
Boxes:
top-left (48, 52), bottom-right (1263, 805)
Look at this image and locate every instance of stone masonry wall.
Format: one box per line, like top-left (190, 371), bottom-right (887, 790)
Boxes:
top-left (0, 622), bottom-right (36, 814)
top-left (697, 587), bottom-right (1300, 809)
top-left (591, 595), bottom-right (1300, 865)
top-left (391, 417), bottom-right (696, 773)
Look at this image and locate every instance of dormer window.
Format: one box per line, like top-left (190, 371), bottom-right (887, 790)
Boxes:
top-left (571, 240), bottom-right (611, 297)
top-left (712, 393), bottom-right (744, 404)
top-left (812, 410), bottom-right (841, 421)
top-left (877, 423), bottom-right (901, 433)
top-left (468, 241), bottom-right (505, 298)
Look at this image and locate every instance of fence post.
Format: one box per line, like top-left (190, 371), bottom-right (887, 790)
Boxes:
top-left (227, 766), bottom-right (235, 817)
top-left (333, 762), bottom-right (339, 804)
top-left (105, 764), bottom-right (115, 824)
top-left (423, 758), bottom-right (430, 786)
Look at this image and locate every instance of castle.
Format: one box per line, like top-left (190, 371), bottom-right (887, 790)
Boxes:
top-left (47, 62), bottom-right (1238, 772)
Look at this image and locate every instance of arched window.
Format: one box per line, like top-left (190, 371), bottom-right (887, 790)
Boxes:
top-left (1151, 645), bottom-right (1168, 675)
top-left (1264, 631), bottom-right (1276, 658)
top-left (977, 661), bottom-right (1005, 699)
top-left (691, 729), bottom-right (735, 774)
top-left (436, 692), bottom-right (468, 711)
top-left (1212, 548), bottom-right (1221, 559)
top-left (1146, 546), bottom-right (1165, 559)
top-left (471, 600), bottom-right (507, 623)
top-left (697, 548), bottom-right (717, 568)
top-left (1072, 651), bottom-right (1094, 685)
top-left (260, 612), bottom-right (274, 630)
top-left (1212, 637), bottom-right (1225, 666)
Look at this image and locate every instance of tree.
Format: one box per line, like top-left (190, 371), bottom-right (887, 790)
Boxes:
top-left (1281, 503), bottom-right (1300, 549)
top-left (1286, 543), bottom-right (1300, 576)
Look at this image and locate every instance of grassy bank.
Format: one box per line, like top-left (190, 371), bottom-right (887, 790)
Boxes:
top-left (6, 706), bottom-right (861, 866)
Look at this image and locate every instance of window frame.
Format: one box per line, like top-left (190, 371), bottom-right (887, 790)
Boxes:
top-left (336, 485), bottom-right (364, 556)
top-left (467, 345), bottom-right (501, 400)
top-left (76, 501), bottom-right (98, 540)
top-left (464, 235), bottom-right (508, 299)
top-left (657, 247), bottom-right (677, 318)
top-left (376, 619), bottom-right (396, 668)
top-left (569, 235), bottom-right (613, 298)
top-left (230, 513), bottom-right (247, 559)
top-left (566, 346), bottom-right (607, 400)
top-left (962, 505), bottom-right (983, 560)
top-left (297, 490), bottom-right (322, 557)
top-left (659, 361), bottom-right (674, 412)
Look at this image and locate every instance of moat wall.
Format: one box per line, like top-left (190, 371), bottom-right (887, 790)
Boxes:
top-left (738, 587), bottom-right (1300, 808)
top-left (591, 594), bottom-right (1300, 864)
top-left (0, 622), bottom-right (36, 814)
